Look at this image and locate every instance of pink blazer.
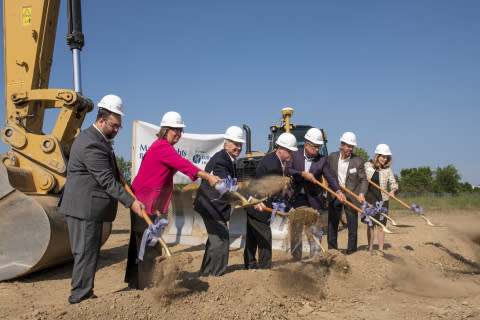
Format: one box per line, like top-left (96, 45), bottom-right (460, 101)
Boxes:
top-left (132, 138), bottom-right (199, 215)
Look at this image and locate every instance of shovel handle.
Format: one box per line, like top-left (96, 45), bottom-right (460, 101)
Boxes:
top-left (256, 206), bottom-right (289, 217)
top-left (123, 183), bottom-right (172, 257)
top-left (312, 179), bottom-right (393, 233)
top-left (340, 185), bottom-right (399, 227)
top-left (368, 179), bottom-right (410, 210)
top-left (311, 235), bottom-right (326, 253)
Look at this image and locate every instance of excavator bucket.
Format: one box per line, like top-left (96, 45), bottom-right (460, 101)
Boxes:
top-left (0, 163), bottom-right (111, 281)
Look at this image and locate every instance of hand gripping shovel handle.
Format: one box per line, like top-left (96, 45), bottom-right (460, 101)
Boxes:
top-left (368, 179), bottom-right (434, 226)
top-left (260, 206), bottom-right (289, 217)
top-left (339, 185), bottom-right (405, 227)
top-left (123, 183), bottom-right (172, 257)
top-left (367, 179), bottom-right (410, 209)
top-left (312, 179), bottom-right (394, 234)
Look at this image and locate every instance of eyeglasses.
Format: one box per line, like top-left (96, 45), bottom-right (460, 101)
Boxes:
top-left (105, 119), bottom-right (122, 130)
top-left (306, 142), bottom-right (321, 149)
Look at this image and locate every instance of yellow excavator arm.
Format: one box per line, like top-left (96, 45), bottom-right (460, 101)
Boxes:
top-left (0, 0), bottom-right (113, 282)
top-left (2, 0), bottom-right (92, 194)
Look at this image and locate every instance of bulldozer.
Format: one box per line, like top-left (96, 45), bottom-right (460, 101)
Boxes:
top-left (0, 0), bottom-right (111, 281)
top-left (237, 107), bottom-right (328, 181)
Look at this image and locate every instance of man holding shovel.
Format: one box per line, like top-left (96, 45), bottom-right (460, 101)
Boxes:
top-left (194, 126), bottom-right (245, 276)
top-left (327, 132), bottom-right (368, 254)
top-left (60, 95), bottom-right (145, 304)
top-left (244, 133), bottom-right (298, 269)
top-left (286, 128), bottom-right (346, 260)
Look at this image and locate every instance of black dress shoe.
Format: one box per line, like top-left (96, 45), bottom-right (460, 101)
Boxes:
top-left (68, 292), bottom-right (97, 304)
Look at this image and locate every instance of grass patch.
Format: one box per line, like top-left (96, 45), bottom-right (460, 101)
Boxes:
top-left (389, 195), bottom-right (480, 212)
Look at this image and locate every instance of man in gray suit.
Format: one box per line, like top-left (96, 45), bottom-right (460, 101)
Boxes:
top-left (60, 94), bottom-right (144, 304)
top-left (327, 132), bottom-right (367, 254)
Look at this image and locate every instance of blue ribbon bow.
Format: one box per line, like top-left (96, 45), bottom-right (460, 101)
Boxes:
top-left (270, 201), bottom-right (287, 226)
top-left (137, 216), bottom-right (169, 262)
top-left (374, 201), bottom-right (388, 221)
top-left (410, 204), bottom-right (423, 215)
top-left (360, 203), bottom-right (376, 226)
top-left (212, 175), bottom-right (238, 201)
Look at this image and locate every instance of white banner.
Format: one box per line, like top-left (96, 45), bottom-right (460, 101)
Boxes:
top-left (131, 120), bottom-right (225, 184)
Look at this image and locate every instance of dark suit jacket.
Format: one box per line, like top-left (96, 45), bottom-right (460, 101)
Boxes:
top-left (246, 151), bottom-right (285, 223)
top-left (285, 148), bottom-right (340, 210)
top-left (194, 149), bottom-right (236, 222)
top-left (60, 125), bottom-right (134, 222)
top-left (327, 151), bottom-right (368, 204)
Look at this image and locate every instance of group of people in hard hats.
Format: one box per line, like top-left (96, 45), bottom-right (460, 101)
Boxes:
top-left (61, 94), bottom-right (398, 303)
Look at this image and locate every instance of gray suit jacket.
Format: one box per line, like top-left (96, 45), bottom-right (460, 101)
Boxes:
top-left (328, 151), bottom-right (368, 205)
top-left (60, 125), bottom-right (134, 222)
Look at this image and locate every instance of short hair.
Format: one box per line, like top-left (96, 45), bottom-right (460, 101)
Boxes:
top-left (96, 108), bottom-right (114, 121)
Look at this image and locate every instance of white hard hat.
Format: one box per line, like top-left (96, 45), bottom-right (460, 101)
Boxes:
top-left (224, 126), bottom-right (245, 143)
top-left (97, 94), bottom-right (124, 116)
top-left (160, 111), bottom-right (186, 128)
top-left (375, 144), bottom-right (392, 156)
top-left (304, 128), bottom-right (324, 145)
top-left (276, 132), bottom-right (298, 151)
top-left (340, 131), bottom-right (357, 146)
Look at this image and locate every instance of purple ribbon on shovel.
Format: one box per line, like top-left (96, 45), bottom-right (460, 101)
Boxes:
top-left (410, 204), bottom-right (423, 215)
top-left (374, 201), bottom-right (388, 221)
top-left (270, 201), bottom-right (287, 226)
top-left (360, 203), bottom-right (376, 227)
top-left (212, 175), bottom-right (238, 201)
top-left (137, 216), bottom-right (169, 262)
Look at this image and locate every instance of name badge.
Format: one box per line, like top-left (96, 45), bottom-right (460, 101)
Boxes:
top-left (349, 168), bottom-right (357, 174)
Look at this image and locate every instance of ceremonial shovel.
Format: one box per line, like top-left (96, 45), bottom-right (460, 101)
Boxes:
top-left (123, 183), bottom-right (172, 257)
top-left (339, 185), bottom-right (414, 228)
top-left (311, 179), bottom-right (395, 234)
top-left (368, 179), bottom-right (435, 226)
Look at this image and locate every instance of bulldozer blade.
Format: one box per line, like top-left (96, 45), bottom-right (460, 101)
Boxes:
top-left (0, 165), bottom-right (111, 281)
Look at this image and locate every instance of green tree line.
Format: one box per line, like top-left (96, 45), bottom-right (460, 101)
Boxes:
top-left (352, 146), bottom-right (477, 194)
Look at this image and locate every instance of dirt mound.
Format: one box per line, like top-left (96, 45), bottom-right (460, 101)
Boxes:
top-left (2, 209), bottom-right (480, 320)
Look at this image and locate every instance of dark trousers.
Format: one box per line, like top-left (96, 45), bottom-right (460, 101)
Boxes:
top-left (199, 214), bottom-right (229, 276)
top-left (66, 215), bottom-right (103, 302)
top-left (124, 210), bottom-right (162, 289)
top-left (244, 215), bottom-right (272, 269)
top-left (328, 198), bottom-right (358, 252)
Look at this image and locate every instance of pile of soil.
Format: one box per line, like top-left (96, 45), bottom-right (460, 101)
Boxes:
top-left (1, 208), bottom-right (480, 320)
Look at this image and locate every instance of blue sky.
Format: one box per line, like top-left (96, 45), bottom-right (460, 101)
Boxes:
top-left (1, 1), bottom-right (479, 185)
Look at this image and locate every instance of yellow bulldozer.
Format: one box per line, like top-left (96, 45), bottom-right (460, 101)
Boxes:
top-left (0, 0), bottom-right (112, 281)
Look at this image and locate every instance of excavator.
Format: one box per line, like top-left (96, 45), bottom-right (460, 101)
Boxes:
top-left (0, 0), bottom-right (111, 281)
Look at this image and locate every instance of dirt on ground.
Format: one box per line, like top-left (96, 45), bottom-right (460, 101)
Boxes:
top-left (1, 208), bottom-right (480, 320)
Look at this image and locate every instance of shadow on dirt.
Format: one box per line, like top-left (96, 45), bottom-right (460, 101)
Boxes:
top-left (425, 241), bottom-right (480, 271)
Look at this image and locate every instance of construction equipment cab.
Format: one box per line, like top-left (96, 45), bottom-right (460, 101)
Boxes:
top-left (237, 108), bottom-right (328, 181)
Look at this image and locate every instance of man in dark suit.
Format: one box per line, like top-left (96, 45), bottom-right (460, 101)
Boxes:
top-left (286, 128), bottom-right (346, 260)
top-left (194, 126), bottom-right (245, 276)
top-left (244, 133), bottom-right (297, 269)
top-left (327, 131), bottom-right (368, 254)
top-left (60, 94), bottom-right (144, 304)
